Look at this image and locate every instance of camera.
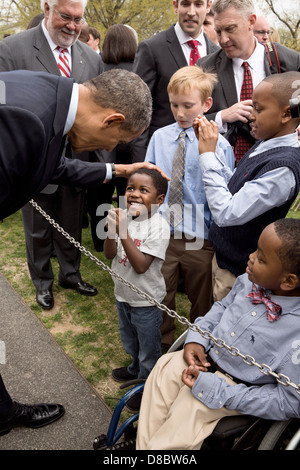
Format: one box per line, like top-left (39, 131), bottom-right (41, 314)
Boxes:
top-left (290, 96), bottom-right (300, 118)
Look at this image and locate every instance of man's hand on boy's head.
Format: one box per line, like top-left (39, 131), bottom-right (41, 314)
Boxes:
top-left (183, 342), bottom-right (211, 371)
top-left (193, 116), bottom-right (219, 155)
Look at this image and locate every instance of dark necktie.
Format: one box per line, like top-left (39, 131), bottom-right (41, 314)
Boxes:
top-left (57, 47), bottom-right (71, 77)
top-left (234, 62), bottom-right (254, 164)
top-left (168, 130), bottom-right (186, 229)
top-left (246, 283), bottom-right (282, 322)
top-left (187, 40), bottom-right (200, 66)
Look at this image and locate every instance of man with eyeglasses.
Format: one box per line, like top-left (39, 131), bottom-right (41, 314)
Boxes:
top-left (253, 16), bottom-right (271, 44)
top-left (0, 0), bottom-right (104, 311)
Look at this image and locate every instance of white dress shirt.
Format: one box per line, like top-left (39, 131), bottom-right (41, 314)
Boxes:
top-left (198, 132), bottom-right (299, 227)
top-left (174, 22), bottom-right (207, 63)
top-left (216, 39), bottom-right (266, 132)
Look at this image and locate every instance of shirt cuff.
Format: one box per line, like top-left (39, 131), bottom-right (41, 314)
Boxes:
top-left (105, 163), bottom-right (111, 180)
top-left (191, 371), bottom-right (229, 409)
top-left (215, 111), bottom-right (228, 133)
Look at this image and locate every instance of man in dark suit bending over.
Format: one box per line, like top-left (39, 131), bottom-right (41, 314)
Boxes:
top-left (0, 68), bottom-right (164, 435)
top-left (0, 0), bottom-right (104, 310)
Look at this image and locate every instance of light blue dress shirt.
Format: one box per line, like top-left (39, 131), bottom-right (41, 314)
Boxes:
top-left (185, 273), bottom-right (300, 421)
top-left (198, 131), bottom-right (299, 227)
top-left (145, 122), bottom-right (235, 239)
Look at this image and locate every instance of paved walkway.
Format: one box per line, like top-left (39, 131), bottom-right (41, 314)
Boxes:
top-left (0, 272), bottom-right (112, 450)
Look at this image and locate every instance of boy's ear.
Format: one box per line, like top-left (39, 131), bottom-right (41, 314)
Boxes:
top-left (156, 194), bottom-right (165, 206)
top-left (282, 105), bottom-right (292, 123)
top-left (280, 273), bottom-right (300, 291)
top-left (203, 97), bottom-right (213, 113)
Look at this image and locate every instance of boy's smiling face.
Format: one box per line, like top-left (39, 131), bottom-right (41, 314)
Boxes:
top-left (125, 173), bottom-right (164, 218)
top-left (169, 87), bottom-right (212, 129)
top-left (246, 224), bottom-right (287, 295)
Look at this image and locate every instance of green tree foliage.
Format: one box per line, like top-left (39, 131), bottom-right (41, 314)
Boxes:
top-left (85, 0), bottom-right (175, 42)
top-left (261, 0), bottom-right (299, 52)
top-left (0, 0), bottom-right (176, 42)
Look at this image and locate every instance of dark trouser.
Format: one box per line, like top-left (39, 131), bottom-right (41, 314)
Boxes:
top-left (22, 185), bottom-right (84, 290)
top-left (0, 374), bottom-right (13, 416)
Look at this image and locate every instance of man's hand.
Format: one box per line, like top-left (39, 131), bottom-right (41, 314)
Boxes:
top-left (115, 162), bottom-right (170, 180)
top-left (221, 100), bottom-right (253, 124)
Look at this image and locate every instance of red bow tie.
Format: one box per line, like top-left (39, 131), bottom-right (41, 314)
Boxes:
top-left (246, 283), bottom-right (282, 322)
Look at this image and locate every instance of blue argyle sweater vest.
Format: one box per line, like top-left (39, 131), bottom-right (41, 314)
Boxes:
top-left (209, 144), bottom-right (300, 277)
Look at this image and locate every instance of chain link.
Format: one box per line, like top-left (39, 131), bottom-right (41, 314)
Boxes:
top-left (30, 199), bottom-right (300, 395)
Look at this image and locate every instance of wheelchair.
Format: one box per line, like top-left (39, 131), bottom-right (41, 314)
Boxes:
top-left (93, 330), bottom-right (300, 451)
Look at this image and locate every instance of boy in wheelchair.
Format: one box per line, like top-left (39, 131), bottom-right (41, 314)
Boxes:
top-left (136, 218), bottom-right (300, 450)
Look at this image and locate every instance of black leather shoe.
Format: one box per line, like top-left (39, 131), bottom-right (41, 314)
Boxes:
top-left (0, 401), bottom-right (65, 436)
top-left (112, 367), bottom-right (138, 382)
top-left (36, 289), bottom-right (54, 310)
top-left (59, 280), bottom-right (98, 296)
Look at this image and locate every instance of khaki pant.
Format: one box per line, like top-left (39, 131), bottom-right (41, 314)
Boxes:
top-left (136, 350), bottom-right (240, 450)
top-left (161, 236), bottom-right (214, 345)
top-left (212, 254), bottom-right (236, 302)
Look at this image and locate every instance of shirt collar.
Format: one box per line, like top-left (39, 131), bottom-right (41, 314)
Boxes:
top-left (173, 123), bottom-right (196, 143)
top-left (232, 39), bottom-right (265, 73)
top-left (250, 131), bottom-right (299, 158)
top-left (174, 22), bottom-right (204, 47)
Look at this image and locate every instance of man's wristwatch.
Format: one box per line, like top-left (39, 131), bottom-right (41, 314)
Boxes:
top-left (111, 163), bottom-right (116, 179)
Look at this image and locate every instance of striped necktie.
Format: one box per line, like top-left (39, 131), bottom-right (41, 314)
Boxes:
top-left (168, 130), bottom-right (186, 229)
top-left (234, 62), bottom-right (254, 163)
top-left (57, 47), bottom-right (71, 77)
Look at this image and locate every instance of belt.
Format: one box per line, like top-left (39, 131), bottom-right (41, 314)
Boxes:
top-left (207, 355), bottom-right (252, 387)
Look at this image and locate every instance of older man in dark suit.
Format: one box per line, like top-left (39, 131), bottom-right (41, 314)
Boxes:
top-left (0, 67), bottom-right (157, 436)
top-left (132, 0), bottom-right (219, 161)
top-left (0, 0), bottom-right (103, 310)
top-left (197, 0), bottom-right (300, 164)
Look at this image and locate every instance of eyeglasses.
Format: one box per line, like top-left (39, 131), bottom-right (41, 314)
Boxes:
top-left (52, 8), bottom-right (86, 25)
top-left (254, 30), bottom-right (271, 35)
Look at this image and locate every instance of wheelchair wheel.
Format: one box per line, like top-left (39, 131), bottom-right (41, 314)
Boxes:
top-left (257, 419), bottom-right (295, 450)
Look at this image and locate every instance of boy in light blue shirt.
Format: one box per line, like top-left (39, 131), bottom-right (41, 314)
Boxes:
top-left (145, 66), bottom-right (235, 345)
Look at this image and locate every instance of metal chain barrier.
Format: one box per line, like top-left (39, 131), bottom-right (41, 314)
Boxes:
top-left (30, 199), bottom-right (300, 395)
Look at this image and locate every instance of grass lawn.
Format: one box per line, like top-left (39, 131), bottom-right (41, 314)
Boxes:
top-left (0, 207), bottom-right (188, 409)
top-left (0, 201), bottom-right (299, 410)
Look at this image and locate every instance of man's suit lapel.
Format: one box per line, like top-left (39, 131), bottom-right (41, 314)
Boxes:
top-left (217, 51), bottom-right (238, 107)
top-left (263, 50), bottom-right (272, 76)
top-left (166, 26), bottom-right (188, 68)
top-left (32, 25), bottom-right (60, 75)
top-left (71, 43), bottom-right (86, 83)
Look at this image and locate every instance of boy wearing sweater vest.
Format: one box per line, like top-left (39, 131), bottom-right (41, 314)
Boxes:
top-left (194, 71), bottom-right (300, 301)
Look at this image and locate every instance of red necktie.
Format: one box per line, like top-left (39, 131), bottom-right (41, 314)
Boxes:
top-left (187, 40), bottom-right (200, 66)
top-left (246, 283), bottom-right (282, 322)
top-left (57, 47), bottom-right (71, 77)
top-left (234, 62), bottom-right (254, 164)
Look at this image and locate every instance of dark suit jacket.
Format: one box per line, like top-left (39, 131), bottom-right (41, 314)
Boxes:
top-left (197, 43), bottom-right (300, 145)
top-left (0, 70), bottom-right (107, 220)
top-left (0, 23), bottom-right (104, 192)
top-left (131, 25), bottom-right (219, 160)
